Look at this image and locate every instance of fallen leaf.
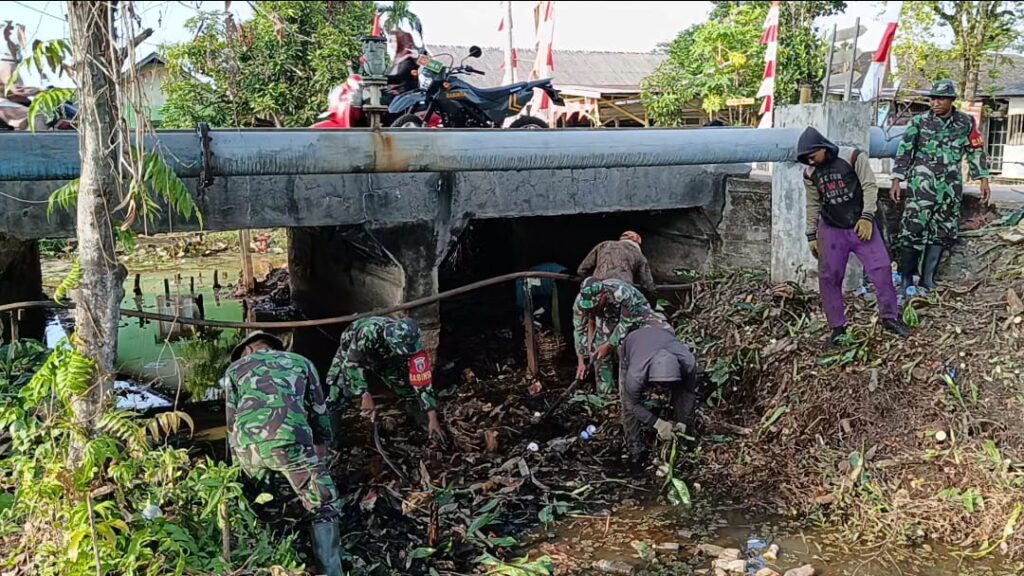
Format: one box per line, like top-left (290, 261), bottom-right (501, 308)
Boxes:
top-left (485, 429), bottom-right (499, 453)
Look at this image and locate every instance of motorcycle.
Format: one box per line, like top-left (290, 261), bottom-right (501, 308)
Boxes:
top-left (390, 45), bottom-right (563, 129)
top-left (312, 31), bottom-right (437, 129)
top-left (0, 92), bottom-right (77, 131)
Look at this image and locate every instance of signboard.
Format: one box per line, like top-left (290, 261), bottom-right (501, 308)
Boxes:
top-left (834, 23), bottom-right (866, 43)
top-left (726, 97), bottom-right (756, 106)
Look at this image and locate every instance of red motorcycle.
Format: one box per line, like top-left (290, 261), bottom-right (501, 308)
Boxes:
top-left (312, 30), bottom-right (438, 129)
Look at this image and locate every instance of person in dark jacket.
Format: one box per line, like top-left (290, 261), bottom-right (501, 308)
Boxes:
top-left (797, 127), bottom-right (911, 347)
top-left (618, 325), bottom-right (699, 461)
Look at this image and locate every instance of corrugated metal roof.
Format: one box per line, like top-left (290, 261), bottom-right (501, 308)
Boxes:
top-left (427, 45), bottom-right (666, 90)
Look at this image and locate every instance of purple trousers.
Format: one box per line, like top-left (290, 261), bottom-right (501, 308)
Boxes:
top-left (816, 220), bottom-right (899, 328)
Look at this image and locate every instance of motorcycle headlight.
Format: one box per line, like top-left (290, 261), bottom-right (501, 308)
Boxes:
top-left (418, 68), bottom-right (433, 90)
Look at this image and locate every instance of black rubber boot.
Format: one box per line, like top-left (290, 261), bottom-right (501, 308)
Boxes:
top-left (899, 248), bottom-right (920, 293)
top-left (825, 326), bottom-right (847, 349)
top-left (310, 520), bottom-right (344, 576)
top-left (882, 318), bottom-right (911, 338)
top-left (920, 245), bottom-right (944, 290)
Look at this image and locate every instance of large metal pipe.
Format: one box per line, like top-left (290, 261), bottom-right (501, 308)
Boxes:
top-left (0, 126), bottom-right (907, 182)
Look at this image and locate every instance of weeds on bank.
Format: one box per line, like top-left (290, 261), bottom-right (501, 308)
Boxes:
top-left (0, 338), bottom-right (300, 575)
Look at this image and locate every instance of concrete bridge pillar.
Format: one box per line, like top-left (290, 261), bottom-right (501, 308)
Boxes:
top-left (288, 221), bottom-right (447, 376)
top-left (772, 102), bottom-right (873, 290)
top-left (0, 234), bottom-right (45, 342)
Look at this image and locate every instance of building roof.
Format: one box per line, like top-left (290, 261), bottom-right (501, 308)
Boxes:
top-left (427, 45), bottom-right (666, 91)
top-left (836, 50), bottom-right (1024, 98)
top-left (136, 52), bottom-right (166, 70)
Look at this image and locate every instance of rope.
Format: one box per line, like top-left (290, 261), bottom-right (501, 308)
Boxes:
top-left (0, 271), bottom-right (578, 330)
top-left (0, 272), bottom-right (692, 332)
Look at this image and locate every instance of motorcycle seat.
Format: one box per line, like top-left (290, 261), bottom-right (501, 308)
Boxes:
top-left (470, 82), bottom-right (530, 100)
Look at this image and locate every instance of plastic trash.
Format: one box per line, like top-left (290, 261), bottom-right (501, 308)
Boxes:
top-left (586, 424), bottom-right (597, 435)
top-left (594, 559), bottom-right (634, 575)
top-left (141, 503), bottom-right (162, 521)
top-left (526, 442), bottom-right (540, 452)
top-left (746, 538), bottom-right (768, 553)
top-left (579, 431), bottom-right (592, 441)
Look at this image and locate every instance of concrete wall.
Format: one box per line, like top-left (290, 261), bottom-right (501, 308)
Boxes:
top-left (715, 175), bottom-right (772, 271)
top-left (2, 164), bottom-right (750, 241)
top-left (773, 102), bottom-right (872, 289)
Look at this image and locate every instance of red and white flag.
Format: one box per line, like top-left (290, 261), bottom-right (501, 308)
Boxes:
top-left (757, 0), bottom-right (780, 129)
top-left (859, 1), bottom-right (903, 102)
top-left (529, 0), bottom-right (556, 121)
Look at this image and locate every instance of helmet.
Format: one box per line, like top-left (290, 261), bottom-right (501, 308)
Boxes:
top-left (231, 331), bottom-right (285, 362)
top-left (648, 350), bottom-right (682, 383)
top-left (384, 317), bottom-right (422, 356)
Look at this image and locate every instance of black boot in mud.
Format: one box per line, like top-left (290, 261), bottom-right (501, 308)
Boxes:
top-left (920, 244), bottom-right (944, 290)
top-left (825, 326), bottom-right (847, 349)
top-left (899, 248), bottom-right (920, 295)
top-left (882, 318), bottom-right (911, 339)
top-left (310, 520), bottom-right (344, 576)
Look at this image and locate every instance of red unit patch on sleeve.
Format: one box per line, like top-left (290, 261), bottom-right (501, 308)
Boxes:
top-left (968, 122), bottom-right (985, 149)
top-left (408, 351), bottom-right (433, 389)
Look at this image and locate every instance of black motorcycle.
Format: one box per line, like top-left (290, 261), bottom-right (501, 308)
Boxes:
top-left (390, 46), bottom-right (563, 129)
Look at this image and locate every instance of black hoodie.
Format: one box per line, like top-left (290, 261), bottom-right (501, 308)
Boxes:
top-left (797, 127), bottom-right (878, 238)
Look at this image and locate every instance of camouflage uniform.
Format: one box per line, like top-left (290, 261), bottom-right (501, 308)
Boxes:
top-left (577, 239), bottom-right (656, 299)
top-left (573, 278), bottom-right (671, 395)
top-left (222, 349), bottom-right (341, 522)
top-left (326, 317), bottom-right (437, 416)
top-left (892, 82), bottom-right (990, 251)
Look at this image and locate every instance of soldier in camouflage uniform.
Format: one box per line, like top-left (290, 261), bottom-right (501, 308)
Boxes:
top-left (577, 231), bottom-right (657, 301)
top-left (221, 331), bottom-right (342, 576)
top-left (326, 316), bottom-right (446, 441)
top-left (573, 277), bottom-right (672, 395)
top-left (891, 80), bottom-right (991, 294)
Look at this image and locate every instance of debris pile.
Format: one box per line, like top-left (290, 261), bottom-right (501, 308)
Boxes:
top-left (683, 235), bottom-right (1024, 560)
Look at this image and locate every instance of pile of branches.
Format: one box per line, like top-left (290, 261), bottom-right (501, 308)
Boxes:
top-left (680, 236), bottom-right (1024, 562)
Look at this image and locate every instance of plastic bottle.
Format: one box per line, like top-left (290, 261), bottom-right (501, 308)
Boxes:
top-left (526, 442), bottom-right (539, 452)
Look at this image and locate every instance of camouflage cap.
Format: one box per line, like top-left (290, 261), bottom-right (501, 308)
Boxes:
top-left (577, 277), bottom-right (606, 310)
top-left (231, 331), bottom-right (285, 361)
top-left (384, 317), bottom-right (422, 356)
top-left (927, 79), bottom-right (957, 99)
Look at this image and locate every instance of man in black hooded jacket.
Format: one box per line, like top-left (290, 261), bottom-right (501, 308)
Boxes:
top-left (797, 127), bottom-right (911, 347)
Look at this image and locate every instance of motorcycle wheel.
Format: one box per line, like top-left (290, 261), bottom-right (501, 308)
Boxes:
top-left (509, 116), bottom-right (548, 129)
top-left (390, 114), bottom-right (424, 128)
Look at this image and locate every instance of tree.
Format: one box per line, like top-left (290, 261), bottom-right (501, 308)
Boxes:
top-left (161, 1), bottom-right (376, 128)
top-left (66, 1), bottom-right (127, 446)
top-left (643, 1), bottom-right (846, 126)
top-left (894, 2), bottom-right (1024, 100)
top-left (378, 0), bottom-right (423, 39)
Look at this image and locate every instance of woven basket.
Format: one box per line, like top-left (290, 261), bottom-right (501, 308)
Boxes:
top-left (534, 328), bottom-right (565, 379)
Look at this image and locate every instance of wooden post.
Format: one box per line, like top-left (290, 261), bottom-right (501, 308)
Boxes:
top-left (133, 273), bottom-right (142, 296)
top-left (239, 230), bottom-right (254, 292)
top-left (522, 281), bottom-right (537, 378)
top-left (799, 84), bottom-right (812, 104)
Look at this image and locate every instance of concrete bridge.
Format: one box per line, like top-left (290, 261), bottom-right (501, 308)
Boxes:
top-left (0, 102), bottom-right (894, 370)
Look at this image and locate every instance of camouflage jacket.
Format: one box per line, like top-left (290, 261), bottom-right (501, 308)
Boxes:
top-left (326, 317), bottom-right (438, 413)
top-left (892, 110), bottom-right (990, 187)
top-left (572, 279), bottom-right (668, 357)
top-left (222, 350), bottom-right (332, 451)
top-left (577, 240), bottom-right (656, 296)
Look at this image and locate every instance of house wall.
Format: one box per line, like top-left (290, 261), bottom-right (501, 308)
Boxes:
top-left (139, 64), bottom-right (168, 123)
top-left (1004, 96), bottom-right (1024, 179)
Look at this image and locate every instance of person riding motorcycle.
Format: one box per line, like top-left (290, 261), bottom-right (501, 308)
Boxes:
top-left (387, 30), bottom-right (421, 95)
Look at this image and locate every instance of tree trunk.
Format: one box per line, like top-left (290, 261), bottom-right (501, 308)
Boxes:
top-left (67, 1), bottom-right (127, 442)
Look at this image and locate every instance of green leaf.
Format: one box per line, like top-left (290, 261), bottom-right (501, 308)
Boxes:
top-left (409, 547), bottom-right (436, 559)
top-left (254, 493), bottom-right (274, 504)
top-left (667, 477), bottom-right (691, 507)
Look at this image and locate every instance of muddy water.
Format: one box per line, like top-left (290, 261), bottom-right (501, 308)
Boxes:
top-left (41, 252), bottom-right (285, 387)
top-left (530, 498), bottom-right (1022, 575)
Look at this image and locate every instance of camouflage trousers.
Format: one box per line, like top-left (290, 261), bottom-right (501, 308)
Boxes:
top-left (234, 442), bottom-right (342, 522)
top-left (591, 319), bottom-right (617, 396)
top-left (897, 173), bottom-right (963, 251)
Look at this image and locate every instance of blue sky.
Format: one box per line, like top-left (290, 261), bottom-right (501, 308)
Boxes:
top-left (7, 0), bottom-right (892, 85)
